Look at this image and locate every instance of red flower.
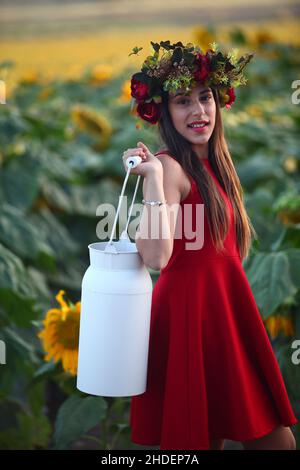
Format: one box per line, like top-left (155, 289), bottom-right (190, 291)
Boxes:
top-left (137, 101), bottom-right (161, 124)
top-left (225, 87), bottom-right (236, 108)
top-left (194, 53), bottom-right (211, 82)
top-left (131, 77), bottom-right (150, 101)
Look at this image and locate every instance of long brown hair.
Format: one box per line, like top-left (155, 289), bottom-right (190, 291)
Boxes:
top-left (157, 87), bottom-right (257, 261)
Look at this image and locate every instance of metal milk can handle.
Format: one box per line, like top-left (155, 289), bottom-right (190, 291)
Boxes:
top-left (106, 156), bottom-right (142, 251)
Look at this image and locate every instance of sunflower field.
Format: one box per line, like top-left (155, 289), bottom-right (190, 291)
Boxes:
top-left (0, 26), bottom-right (300, 450)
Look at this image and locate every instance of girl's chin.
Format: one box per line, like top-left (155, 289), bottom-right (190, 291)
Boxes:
top-left (188, 135), bottom-right (210, 142)
top-left (178, 128), bottom-right (211, 141)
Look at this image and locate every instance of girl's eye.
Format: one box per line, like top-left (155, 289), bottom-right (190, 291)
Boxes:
top-left (202, 95), bottom-right (212, 102)
top-left (177, 95), bottom-right (212, 104)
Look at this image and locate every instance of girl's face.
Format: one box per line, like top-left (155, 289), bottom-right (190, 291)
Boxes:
top-left (168, 84), bottom-right (216, 155)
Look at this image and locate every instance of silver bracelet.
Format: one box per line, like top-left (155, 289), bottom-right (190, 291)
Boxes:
top-left (142, 199), bottom-right (166, 206)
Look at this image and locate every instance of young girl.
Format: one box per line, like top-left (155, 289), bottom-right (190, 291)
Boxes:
top-left (123, 41), bottom-right (298, 450)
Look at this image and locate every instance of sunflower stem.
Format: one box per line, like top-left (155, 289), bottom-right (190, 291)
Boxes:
top-left (110, 427), bottom-right (124, 450)
top-left (100, 399), bottom-right (114, 450)
top-left (82, 435), bottom-right (102, 446)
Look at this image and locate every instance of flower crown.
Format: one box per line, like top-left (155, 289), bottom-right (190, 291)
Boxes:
top-left (129, 40), bottom-right (254, 124)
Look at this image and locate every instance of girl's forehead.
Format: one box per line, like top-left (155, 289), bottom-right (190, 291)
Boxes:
top-left (170, 85), bottom-right (212, 98)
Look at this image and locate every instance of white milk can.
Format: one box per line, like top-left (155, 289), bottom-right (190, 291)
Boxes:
top-left (77, 156), bottom-right (153, 397)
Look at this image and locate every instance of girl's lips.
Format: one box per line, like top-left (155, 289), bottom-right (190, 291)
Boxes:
top-left (188, 124), bottom-right (208, 133)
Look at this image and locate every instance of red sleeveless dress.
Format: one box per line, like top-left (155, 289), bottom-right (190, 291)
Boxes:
top-left (129, 150), bottom-right (298, 450)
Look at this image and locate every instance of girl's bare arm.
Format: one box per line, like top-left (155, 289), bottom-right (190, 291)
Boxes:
top-left (135, 155), bottom-right (183, 270)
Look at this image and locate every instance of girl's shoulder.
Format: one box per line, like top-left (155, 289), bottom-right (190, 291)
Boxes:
top-left (154, 148), bottom-right (180, 167)
top-left (154, 148), bottom-right (181, 170)
top-left (154, 149), bottom-right (196, 200)
top-left (154, 148), bottom-right (172, 158)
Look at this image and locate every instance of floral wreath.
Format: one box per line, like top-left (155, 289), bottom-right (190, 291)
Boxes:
top-left (129, 40), bottom-right (255, 124)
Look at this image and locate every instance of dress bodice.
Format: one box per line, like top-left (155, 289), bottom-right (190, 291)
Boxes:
top-left (154, 150), bottom-right (240, 272)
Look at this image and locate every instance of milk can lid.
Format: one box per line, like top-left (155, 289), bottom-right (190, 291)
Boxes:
top-left (88, 239), bottom-right (139, 255)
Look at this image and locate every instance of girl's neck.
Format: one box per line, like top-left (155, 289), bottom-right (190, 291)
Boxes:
top-left (192, 145), bottom-right (208, 160)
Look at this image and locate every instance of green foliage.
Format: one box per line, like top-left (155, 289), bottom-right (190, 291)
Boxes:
top-left (245, 251), bottom-right (298, 317)
top-left (0, 411), bottom-right (51, 450)
top-left (53, 394), bottom-right (107, 449)
top-left (0, 29), bottom-right (299, 450)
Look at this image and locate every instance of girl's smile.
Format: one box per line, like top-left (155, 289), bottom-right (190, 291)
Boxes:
top-left (187, 123), bottom-right (209, 133)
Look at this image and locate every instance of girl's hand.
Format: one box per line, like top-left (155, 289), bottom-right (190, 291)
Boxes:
top-left (122, 142), bottom-right (163, 177)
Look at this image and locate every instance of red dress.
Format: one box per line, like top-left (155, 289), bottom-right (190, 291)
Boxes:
top-left (129, 150), bottom-right (298, 450)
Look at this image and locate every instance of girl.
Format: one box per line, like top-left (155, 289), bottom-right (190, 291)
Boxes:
top-left (123, 41), bottom-right (298, 450)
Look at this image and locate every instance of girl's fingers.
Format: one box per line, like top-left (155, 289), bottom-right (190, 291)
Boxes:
top-left (137, 141), bottom-right (148, 151)
top-left (138, 143), bottom-right (151, 157)
top-left (123, 149), bottom-right (145, 158)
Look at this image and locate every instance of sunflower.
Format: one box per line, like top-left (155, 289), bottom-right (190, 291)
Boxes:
top-left (264, 315), bottom-right (295, 339)
top-left (89, 64), bottom-right (113, 84)
top-left (245, 104), bottom-right (263, 118)
top-left (253, 31), bottom-right (274, 48)
top-left (38, 290), bottom-right (80, 376)
top-left (71, 104), bottom-right (112, 151)
top-left (283, 156), bottom-right (298, 174)
top-left (193, 26), bottom-right (216, 51)
top-left (20, 69), bottom-right (39, 84)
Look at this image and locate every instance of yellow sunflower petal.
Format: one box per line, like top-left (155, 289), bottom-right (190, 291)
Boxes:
top-left (265, 316), bottom-right (278, 339)
top-left (55, 290), bottom-right (68, 309)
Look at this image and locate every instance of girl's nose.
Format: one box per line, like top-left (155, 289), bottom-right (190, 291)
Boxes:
top-left (191, 100), bottom-right (205, 114)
